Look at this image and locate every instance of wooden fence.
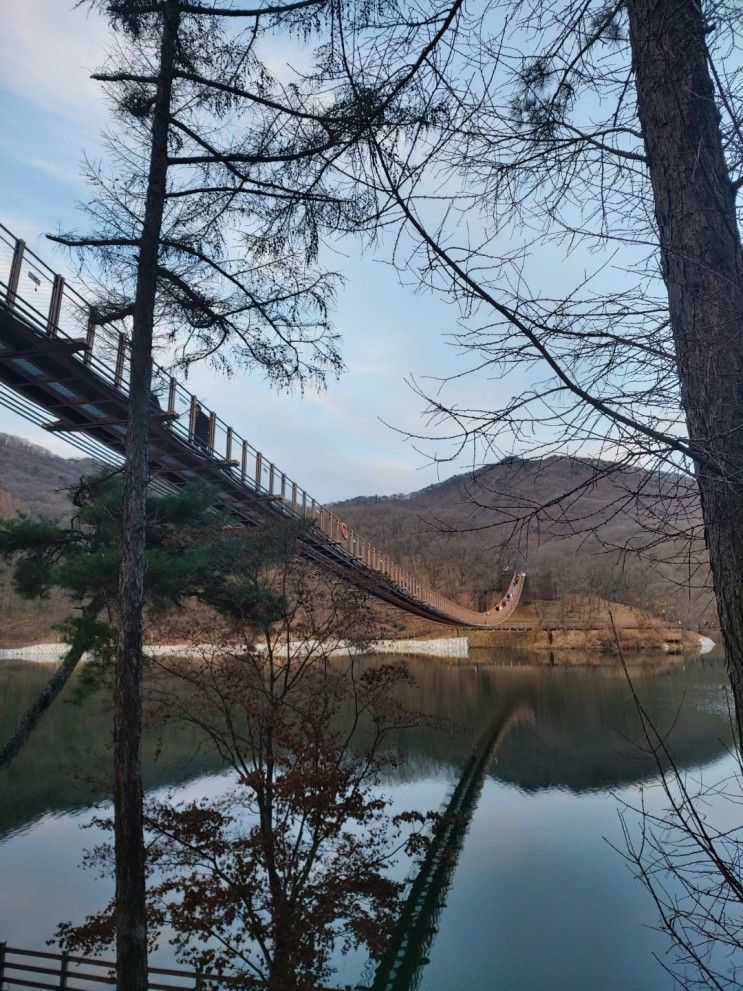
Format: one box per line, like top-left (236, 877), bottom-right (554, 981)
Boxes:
top-left (0, 944), bottom-right (362, 991)
top-left (0, 944), bottom-right (233, 991)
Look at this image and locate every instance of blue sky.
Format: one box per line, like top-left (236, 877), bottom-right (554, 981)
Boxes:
top-left (0, 0), bottom-right (521, 502)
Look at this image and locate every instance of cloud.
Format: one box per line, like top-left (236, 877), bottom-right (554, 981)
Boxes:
top-left (0, 1), bottom-right (108, 123)
top-left (256, 35), bottom-right (315, 84)
top-left (0, 4), bottom-right (514, 501)
top-left (0, 144), bottom-right (83, 186)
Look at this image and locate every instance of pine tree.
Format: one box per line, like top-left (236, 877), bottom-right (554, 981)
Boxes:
top-left (51, 1), bottom-right (385, 980)
top-left (0, 475), bottom-right (236, 771)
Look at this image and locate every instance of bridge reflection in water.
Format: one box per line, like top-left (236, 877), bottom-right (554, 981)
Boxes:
top-left (369, 703), bottom-right (533, 991)
top-left (0, 222), bottom-right (524, 629)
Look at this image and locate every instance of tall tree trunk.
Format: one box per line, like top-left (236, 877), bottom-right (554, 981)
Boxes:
top-left (626, 0), bottom-right (743, 740)
top-left (0, 595), bottom-right (104, 772)
top-left (114, 2), bottom-right (180, 988)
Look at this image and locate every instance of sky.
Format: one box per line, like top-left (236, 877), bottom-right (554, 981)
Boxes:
top-left (0, 0), bottom-right (520, 503)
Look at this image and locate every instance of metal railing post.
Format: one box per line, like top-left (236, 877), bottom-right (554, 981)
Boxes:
top-left (269, 463), bottom-right (275, 495)
top-left (255, 451), bottom-right (263, 489)
top-left (167, 376), bottom-right (177, 414)
top-left (291, 482), bottom-right (297, 512)
top-left (226, 426), bottom-right (233, 463)
top-left (207, 412), bottom-right (216, 453)
top-left (241, 440), bottom-right (248, 482)
top-left (0, 941), bottom-right (6, 988)
top-left (7, 238), bottom-right (25, 306)
top-left (47, 274), bottom-right (64, 335)
top-left (189, 395), bottom-right (198, 441)
top-left (84, 306), bottom-right (97, 366)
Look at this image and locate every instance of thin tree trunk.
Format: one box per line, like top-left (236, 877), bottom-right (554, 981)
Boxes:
top-left (0, 595), bottom-right (104, 772)
top-left (114, 2), bottom-right (180, 988)
top-left (626, 0), bottom-right (743, 738)
top-left (268, 929), bottom-right (298, 991)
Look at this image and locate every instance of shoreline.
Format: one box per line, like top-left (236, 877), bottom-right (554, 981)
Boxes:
top-left (0, 632), bottom-right (716, 665)
top-left (0, 636), bottom-right (471, 664)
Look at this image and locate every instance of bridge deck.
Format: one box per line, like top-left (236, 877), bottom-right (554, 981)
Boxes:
top-left (0, 223), bottom-right (524, 628)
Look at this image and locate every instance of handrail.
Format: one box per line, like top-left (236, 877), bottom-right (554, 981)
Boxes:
top-left (0, 222), bottom-right (525, 628)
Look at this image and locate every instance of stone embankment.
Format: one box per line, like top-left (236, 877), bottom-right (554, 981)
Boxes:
top-left (0, 636), bottom-right (470, 664)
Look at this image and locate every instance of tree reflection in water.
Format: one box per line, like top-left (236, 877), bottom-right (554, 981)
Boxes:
top-left (56, 540), bottom-right (433, 991)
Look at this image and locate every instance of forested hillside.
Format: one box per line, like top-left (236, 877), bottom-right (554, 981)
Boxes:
top-left (0, 434), bottom-right (96, 645)
top-left (334, 457), bottom-right (715, 628)
top-left (0, 434), bottom-right (94, 519)
top-left (0, 435), bottom-right (715, 641)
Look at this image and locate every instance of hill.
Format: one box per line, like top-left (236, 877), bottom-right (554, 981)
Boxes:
top-left (333, 456), bottom-right (715, 628)
top-left (0, 490), bottom-right (21, 519)
top-left (0, 435), bottom-right (713, 643)
top-left (0, 433), bottom-right (95, 519)
top-left (0, 434), bottom-right (98, 646)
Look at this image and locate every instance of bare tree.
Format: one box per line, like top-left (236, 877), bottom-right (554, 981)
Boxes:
top-left (55, 525), bottom-right (429, 991)
top-left (607, 615), bottom-right (743, 990)
top-left (327, 0), bottom-right (743, 727)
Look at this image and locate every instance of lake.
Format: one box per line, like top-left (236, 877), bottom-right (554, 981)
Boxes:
top-left (0, 651), bottom-right (735, 989)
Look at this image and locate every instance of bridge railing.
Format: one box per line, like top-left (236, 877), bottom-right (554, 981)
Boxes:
top-left (0, 222), bottom-right (524, 627)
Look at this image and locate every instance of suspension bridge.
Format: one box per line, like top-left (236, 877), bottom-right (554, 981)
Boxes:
top-left (0, 222), bottom-right (525, 628)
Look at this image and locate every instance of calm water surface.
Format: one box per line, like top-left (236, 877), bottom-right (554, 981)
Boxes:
top-left (0, 651), bottom-right (734, 989)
